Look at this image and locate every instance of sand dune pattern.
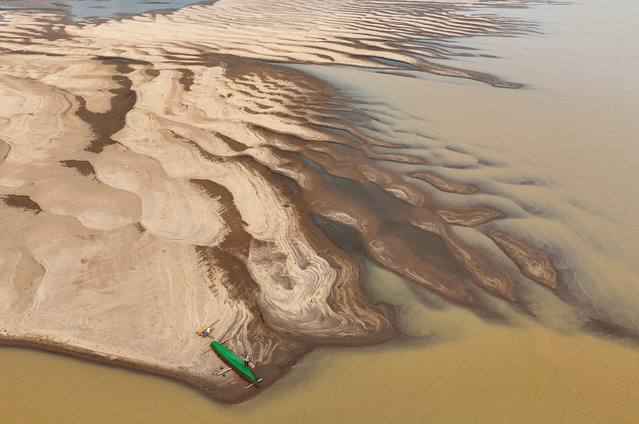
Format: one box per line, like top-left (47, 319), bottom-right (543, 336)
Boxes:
top-left (0, 0), bottom-right (558, 401)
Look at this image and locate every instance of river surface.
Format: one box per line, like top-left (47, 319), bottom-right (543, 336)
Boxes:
top-left (2, 0), bottom-right (639, 422)
top-left (3, 308), bottom-right (639, 423)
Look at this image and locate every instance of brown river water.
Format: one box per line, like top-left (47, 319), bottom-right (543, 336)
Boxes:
top-left (2, 0), bottom-right (639, 422)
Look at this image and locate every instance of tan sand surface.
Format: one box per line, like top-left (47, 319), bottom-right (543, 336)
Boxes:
top-left (0, 0), bottom-right (571, 401)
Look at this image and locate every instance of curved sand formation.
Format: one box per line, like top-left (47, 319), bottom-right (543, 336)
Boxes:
top-left (485, 229), bottom-right (558, 289)
top-left (410, 171), bottom-right (479, 194)
top-left (0, 0), bottom-right (564, 402)
top-left (0, 0), bottom-right (530, 86)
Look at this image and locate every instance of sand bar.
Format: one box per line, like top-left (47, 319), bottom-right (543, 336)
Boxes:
top-left (0, 0), bottom-right (568, 402)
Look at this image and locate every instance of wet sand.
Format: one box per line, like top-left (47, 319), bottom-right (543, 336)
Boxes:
top-left (1, 0), bottom-right (638, 412)
top-left (0, 0), bottom-right (557, 401)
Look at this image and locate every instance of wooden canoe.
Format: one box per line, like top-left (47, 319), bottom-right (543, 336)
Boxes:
top-left (210, 341), bottom-right (259, 387)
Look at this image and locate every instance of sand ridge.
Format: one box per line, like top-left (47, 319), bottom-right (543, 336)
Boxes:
top-left (0, 0), bottom-right (566, 402)
top-left (0, 0), bottom-right (532, 86)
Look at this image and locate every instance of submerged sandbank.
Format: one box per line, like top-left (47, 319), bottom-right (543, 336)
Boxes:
top-left (1, 0), bottom-right (634, 403)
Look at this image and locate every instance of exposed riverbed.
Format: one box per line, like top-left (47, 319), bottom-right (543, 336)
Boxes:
top-left (1, 0), bottom-right (638, 422)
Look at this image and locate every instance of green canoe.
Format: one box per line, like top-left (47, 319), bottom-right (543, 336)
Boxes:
top-left (210, 341), bottom-right (259, 387)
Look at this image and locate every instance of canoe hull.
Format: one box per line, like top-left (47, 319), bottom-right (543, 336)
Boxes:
top-left (210, 341), bottom-right (259, 387)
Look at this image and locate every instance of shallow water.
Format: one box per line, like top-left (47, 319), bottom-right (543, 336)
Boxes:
top-left (3, 0), bottom-right (639, 422)
top-left (298, 0), bottom-right (639, 335)
top-left (4, 299), bottom-right (639, 423)
top-left (0, 0), bottom-right (215, 21)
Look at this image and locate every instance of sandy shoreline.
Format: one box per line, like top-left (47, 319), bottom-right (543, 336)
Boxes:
top-left (0, 318), bottom-right (397, 403)
top-left (0, 0), bottom-right (570, 403)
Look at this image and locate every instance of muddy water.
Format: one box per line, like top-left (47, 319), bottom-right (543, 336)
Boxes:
top-left (3, 289), bottom-right (639, 423)
top-left (3, 0), bottom-right (639, 422)
top-left (300, 0), bottom-right (639, 335)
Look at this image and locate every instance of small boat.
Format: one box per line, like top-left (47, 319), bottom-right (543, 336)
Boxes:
top-left (210, 341), bottom-right (260, 387)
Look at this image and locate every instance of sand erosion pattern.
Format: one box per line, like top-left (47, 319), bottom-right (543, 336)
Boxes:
top-left (0, 0), bottom-right (570, 402)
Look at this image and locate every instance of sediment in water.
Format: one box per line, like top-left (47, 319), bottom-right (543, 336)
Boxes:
top-left (0, 0), bottom-right (587, 402)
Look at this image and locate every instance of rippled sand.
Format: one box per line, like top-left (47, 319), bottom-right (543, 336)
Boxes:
top-left (0, 0), bottom-right (631, 402)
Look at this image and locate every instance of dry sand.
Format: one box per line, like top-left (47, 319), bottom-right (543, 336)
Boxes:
top-left (0, 0), bottom-right (563, 402)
